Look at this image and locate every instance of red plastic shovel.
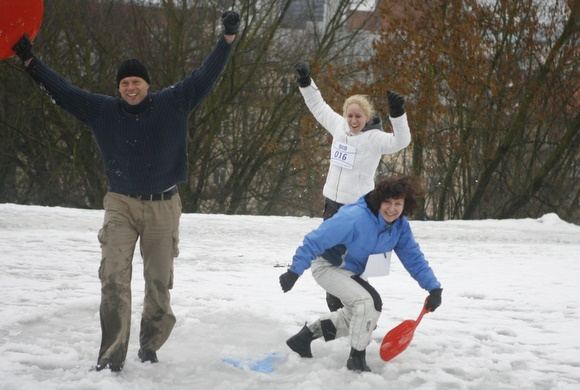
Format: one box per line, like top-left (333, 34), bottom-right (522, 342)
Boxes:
top-left (380, 302), bottom-right (429, 361)
top-left (0, 0), bottom-right (44, 60)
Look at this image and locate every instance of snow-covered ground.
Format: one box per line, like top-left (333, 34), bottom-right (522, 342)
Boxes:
top-left (0, 203), bottom-right (579, 390)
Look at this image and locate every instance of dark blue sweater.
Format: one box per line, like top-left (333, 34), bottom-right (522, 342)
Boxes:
top-left (27, 38), bottom-right (232, 194)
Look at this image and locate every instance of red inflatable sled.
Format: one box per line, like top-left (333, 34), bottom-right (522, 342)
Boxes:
top-left (380, 302), bottom-right (429, 362)
top-left (0, 0), bottom-right (44, 60)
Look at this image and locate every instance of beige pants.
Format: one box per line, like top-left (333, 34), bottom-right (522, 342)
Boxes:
top-left (96, 191), bottom-right (181, 367)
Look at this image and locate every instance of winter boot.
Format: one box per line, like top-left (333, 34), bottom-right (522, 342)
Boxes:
top-left (346, 347), bottom-right (371, 372)
top-left (95, 359), bottom-right (123, 372)
top-left (286, 324), bottom-right (316, 358)
top-left (138, 348), bottom-right (158, 363)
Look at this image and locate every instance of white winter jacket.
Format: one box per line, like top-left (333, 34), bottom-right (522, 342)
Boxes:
top-left (300, 80), bottom-right (411, 204)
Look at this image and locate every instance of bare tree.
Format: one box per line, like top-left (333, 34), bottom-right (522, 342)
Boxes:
top-left (367, 0), bottom-right (579, 222)
top-left (0, 0), bottom-right (372, 216)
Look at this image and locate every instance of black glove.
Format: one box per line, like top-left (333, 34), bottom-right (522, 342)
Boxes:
top-left (12, 35), bottom-right (34, 63)
top-left (294, 62), bottom-right (311, 88)
top-left (222, 11), bottom-right (240, 35)
top-left (279, 270), bottom-right (299, 293)
top-left (387, 91), bottom-right (405, 118)
top-left (425, 288), bottom-right (442, 312)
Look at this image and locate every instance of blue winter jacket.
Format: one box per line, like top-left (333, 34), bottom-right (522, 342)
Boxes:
top-left (290, 196), bottom-right (441, 292)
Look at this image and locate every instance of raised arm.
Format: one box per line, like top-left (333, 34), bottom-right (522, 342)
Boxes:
top-left (177, 11), bottom-right (240, 111)
top-left (295, 62), bottom-right (344, 136)
top-left (12, 35), bottom-right (106, 126)
top-left (370, 91), bottom-right (411, 154)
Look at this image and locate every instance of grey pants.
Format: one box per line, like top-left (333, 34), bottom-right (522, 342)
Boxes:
top-left (310, 258), bottom-right (381, 351)
top-left (96, 192), bottom-right (181, 366)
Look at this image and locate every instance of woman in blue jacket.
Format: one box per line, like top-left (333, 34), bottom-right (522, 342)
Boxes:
top-left (279, 176), bottom-right (443, 372)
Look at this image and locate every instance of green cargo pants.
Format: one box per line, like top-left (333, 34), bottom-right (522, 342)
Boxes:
top-left (96, 191), bottom-right (181, 368)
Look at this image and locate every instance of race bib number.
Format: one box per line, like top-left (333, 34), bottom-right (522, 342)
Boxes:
top-left (330, 142), bottom-right (356, 169)
top-left (361, 252), bottom-right (392, 279)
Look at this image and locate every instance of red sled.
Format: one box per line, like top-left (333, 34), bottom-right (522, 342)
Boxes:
top-left (380, 303), bottom-right (429, 361)
top-left (0, 0), bottom-right (44, 60)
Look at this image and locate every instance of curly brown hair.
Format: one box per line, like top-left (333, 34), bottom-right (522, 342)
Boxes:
top-left (365, 176), bottom-right (424, 217)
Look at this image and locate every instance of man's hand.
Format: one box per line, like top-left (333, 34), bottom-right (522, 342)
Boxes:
top-left (222, 10), bottom-right (240, 36)
top-left (425, 288), bottom-right (442, 312)
top-left (294, 62), bottom-right (311, 88)
top-left (279, 270), bottom-right (299, 293)
top-left (12, 35), bottom-right (34, 65)
top-left (387, 91), bottom-right (405, 118)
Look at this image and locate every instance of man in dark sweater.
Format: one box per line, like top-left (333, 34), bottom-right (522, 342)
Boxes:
top-left (12, 10), bottom-right (240, 373)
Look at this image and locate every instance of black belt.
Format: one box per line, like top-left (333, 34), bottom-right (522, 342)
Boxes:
top-left (121, 186), bottom-right (178, 201)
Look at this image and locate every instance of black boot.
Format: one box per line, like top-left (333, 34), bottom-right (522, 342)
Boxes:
top-left (95, 359), bottom-right (123, 372)
top-left (286, 324), bottom-right (315, 358)
top-left (138, 348), bottom-right (159, 363)
top-left (346, 348), bottom-right (371, 372)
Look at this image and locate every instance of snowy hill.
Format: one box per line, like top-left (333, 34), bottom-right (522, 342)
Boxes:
top-left (1, 203), bottom-right (579, 390)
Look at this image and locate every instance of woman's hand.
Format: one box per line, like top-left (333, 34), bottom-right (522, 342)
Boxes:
top-left (294, 62), bottom-right (311, 87)
top-left (387, 91), bottom-right (405, 118)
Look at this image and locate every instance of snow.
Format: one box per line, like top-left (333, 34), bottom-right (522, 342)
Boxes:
top-left (1, 203), bottom-right (579, 390)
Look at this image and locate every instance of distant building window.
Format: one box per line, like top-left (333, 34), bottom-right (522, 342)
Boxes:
top-left (280, 0), bottom-right (325, 29)
top-left (350, 0), bottom-right (376, 12)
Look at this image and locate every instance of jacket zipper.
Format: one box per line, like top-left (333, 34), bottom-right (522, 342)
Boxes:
top-left (334, 135), bottom-right (349, 201)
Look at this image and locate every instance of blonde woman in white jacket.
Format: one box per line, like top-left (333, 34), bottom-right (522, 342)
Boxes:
top-left (295, 62), bottom-right (411, 311)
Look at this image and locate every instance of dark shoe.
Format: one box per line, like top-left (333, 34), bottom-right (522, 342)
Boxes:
top-left (95, 360), bottom-right (123, 372)
top-left (286, 324), bottom-right (314, 358)
top-left (346, 348), bottom-right (371, 372)
top-left (138, 348), bottom-right (158, 363)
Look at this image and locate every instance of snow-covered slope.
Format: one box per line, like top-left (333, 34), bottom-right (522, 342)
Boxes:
top-left (1, 204), bottom-right (579, 390)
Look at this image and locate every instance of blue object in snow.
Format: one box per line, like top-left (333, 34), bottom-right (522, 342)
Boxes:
top-left (222, 352), bottom-right (286, 373)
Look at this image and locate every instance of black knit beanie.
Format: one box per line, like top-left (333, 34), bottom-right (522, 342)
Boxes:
top-left (116, 59), bottom-right (150, 85)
